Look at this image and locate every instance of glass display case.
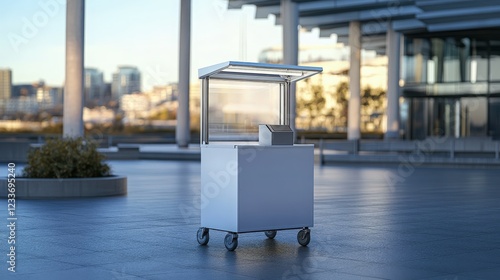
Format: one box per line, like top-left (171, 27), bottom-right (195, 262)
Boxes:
top-left (196, 61), bottom-right (323, 251)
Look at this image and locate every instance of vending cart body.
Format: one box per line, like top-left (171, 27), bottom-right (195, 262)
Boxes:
top-left (197, 61), bottom-right (322, 251)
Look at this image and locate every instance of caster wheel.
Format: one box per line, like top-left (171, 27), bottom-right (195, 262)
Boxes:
top-left (297, 229), bottom-right (310, 246)
top-left (197, 227), bottom-right (209, 245)
top-left (265, 230), bottom-right (277, 239)
top-left (224, 233), bottom-right (238, 251)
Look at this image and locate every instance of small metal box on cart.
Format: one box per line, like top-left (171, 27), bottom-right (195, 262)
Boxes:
top-left (196, 61), bottom-right (322, 251)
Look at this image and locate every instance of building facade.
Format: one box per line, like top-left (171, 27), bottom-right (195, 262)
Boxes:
top-left (111, 66), bottom-right (141, 100)
top-left (84, 68), bottom-right (105, 106)
top-left (401, 30), bottom-right (500, 139)
top-left (5, 81), bottom-right (63, 114)
top-left (229, 0), bottom-right (500, 139)
top-left (0, 69), bottom-right (12, 111)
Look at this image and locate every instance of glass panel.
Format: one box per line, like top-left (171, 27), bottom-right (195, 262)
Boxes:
top-left (490, 82), bottom-right (500, 94)
top-left (406, 37), bottom-right (489, 84)
top-left (488, 97), bottom-right (500, 139)
top-left (399, 97), bottom-right (410, 139)
top-left (460, 97), bottom-right (488, 137)
top-left (424, 37), bottom-right (481, 84)
top-left (462, 39), bottom-right (488, 83)
top-left (208, 79), bottom-right (280, 141)
top-left (489, 40), bottom-right (500, 81)
top-left (403, 38), bottom-right (430, 83)
top-left (431, 38), bottom-right (445, 83)
top-left (429, 98), bottom-right (459, 137)
top-left (473, 39), bottom-right (488, 82)
top-left (443, 38), bottom-right (462, 82)
top-left (411, 98), bottom-right (428, 140)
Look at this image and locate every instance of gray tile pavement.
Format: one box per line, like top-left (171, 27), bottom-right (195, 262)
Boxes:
top-left (0, 160), bottom-right (499, 279)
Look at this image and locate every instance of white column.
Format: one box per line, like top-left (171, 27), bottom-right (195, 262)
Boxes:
top-left (176, 0), bottom-right (191, 148)
top-left (348, 21), bottom-right (361, 140)
top-left (281, 0), bottom-right (299, 133)
top-left (63, 0), bottom-right (85, 138)
top-left (385, 23), bottom-right (401, 139)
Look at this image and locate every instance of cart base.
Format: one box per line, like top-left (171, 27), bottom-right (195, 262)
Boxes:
top-left (196, 227), bottom-right (311, 251)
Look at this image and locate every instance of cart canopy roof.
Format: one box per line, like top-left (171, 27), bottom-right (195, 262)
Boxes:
top-left (198, 61), bottom-right (322, 83)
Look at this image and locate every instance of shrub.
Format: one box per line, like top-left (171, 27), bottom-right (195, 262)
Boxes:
top-left (23, 137), bottom-right (111, 178)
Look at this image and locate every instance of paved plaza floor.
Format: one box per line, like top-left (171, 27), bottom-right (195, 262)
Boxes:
top-left (1, 160), bottom-right (500, 279)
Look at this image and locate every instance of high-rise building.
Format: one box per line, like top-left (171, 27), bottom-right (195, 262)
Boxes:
top-left (33, 80), bottom-right (59, 111)
top-left (0, 69), bottom-right (12, 110)
top-left (111, 66), bottom-right (141, 100)
top-left (84, 68), bottom-right (104, 106)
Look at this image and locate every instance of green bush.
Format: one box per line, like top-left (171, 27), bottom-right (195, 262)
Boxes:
top-left (23, 137), bottom-right (111, 178)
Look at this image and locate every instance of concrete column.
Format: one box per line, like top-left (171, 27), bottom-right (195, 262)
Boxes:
top-left (281, 0), bottom-right (299, 133)
top-left (176, 0), bottom-right (191, 148)
top-left (348, 21), bottom-right (361, 140)
top-left (63, 0), bottom-right (85, 138)
top-left (385, 23), bottom-right (401, 139)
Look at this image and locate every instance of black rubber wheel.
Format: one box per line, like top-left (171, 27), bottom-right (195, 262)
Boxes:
top-left (197, 227), bottom-right (209, 246)
top-left (264, 230), bottom-right (277, 239)
top-left (297, 229), bottom-right (310, 246)
top-left (224, 233), bottom-right (238, 251)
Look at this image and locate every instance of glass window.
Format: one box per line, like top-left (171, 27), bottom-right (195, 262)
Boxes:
top-left (443, 38), bottom-right (462, 82)
top-left (428, 37), bottom-right (487, 84)
top-left (460, 97), bottom-right (487, 137)
top-left (429, 98), bottom-right (460, 137)
top-left (403, 38), bottom-right (430, 84)
top-left (488, 97), bottom-right (500, 138)
top-left (469, 39), bottom-right (488, 82)
top-left (430, 38), bottom-right (445, 83)
top-left (411, 98), bottom-right (428, 140)
top-left (489, 40), bottom-right (500, 81)
top-left (399, 97), bottom-right (410, 139)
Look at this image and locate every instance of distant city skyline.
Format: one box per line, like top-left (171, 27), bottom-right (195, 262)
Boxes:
top-left (0, 0), bottom-right (335, 91)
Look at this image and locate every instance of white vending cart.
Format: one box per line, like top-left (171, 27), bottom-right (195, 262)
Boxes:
top-left (196, 61), bottom-right (322, 251)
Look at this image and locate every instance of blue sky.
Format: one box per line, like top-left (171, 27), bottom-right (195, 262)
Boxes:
top-left (0, 0), bottom-right (334, 90)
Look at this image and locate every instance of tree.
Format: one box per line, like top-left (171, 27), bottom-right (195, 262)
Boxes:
top-left (297, 78), bottom-right (326, 129)
top-left (333, 82), bottom-right (349, 129)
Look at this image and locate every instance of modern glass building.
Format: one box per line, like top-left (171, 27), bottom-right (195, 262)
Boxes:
top-left (402, 31), bottom-right (500, 139)
top-left (229, 0), bottom-right (500, 140)
top-left (111, 66), bottom-right (141, 101)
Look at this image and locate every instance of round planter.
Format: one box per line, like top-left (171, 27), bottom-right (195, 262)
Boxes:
top-left (0, 175), bottom-right (127, 199)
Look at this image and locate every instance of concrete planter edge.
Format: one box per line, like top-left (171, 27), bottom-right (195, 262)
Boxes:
top-left (0, 175), bottom-right (127, 199)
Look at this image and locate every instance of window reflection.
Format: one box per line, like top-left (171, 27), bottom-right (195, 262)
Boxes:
top-left (405, 37), bottom-right (489, 84)
top-left (488, 98), bottom-right (500, 139)
top-left (490, 41), bottom-right (500, 81)
top-left (402, 33), bottom-right (500, 139)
